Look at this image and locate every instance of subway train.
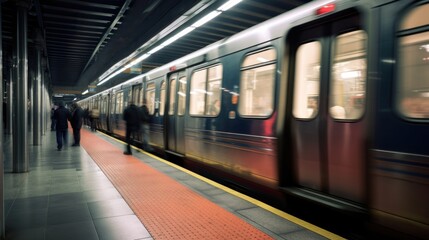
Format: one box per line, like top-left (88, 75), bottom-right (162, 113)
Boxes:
top-left (78, 0), bottom-right (429, 239)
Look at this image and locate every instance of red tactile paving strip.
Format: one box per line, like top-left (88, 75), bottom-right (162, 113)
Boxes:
top-left (80, 129), bottom-right (273, 240)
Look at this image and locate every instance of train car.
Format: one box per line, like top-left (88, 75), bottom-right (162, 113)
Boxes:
top-left (78, 0), bottom-right (429, 238)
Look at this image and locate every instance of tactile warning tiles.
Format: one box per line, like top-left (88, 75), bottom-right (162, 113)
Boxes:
top-left (80, 129), bottom-right (272, 240)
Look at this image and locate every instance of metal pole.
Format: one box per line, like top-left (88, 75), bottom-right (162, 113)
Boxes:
top-left (0, 3), bottom-right (5, 239)
top-left (6, 70), bottom-right (12, 135)
top-left (13, 0), bottom-right (30, 173)
top-left (33, 40), bottom-right (42, 145)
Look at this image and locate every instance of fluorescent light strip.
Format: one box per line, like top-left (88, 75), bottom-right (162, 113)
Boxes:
top-left (82, 90), bottom-right (89, 95)
top-left (96, 0), bottom-right (242, 87)
top-left (218, 0), bottom-right (242, 11)
top-left (191, 11), bottom-right (221, 27)
top-left (125, 53), bottom-right (151, 69)
top-left (162, 27), bottom-right (195, 46)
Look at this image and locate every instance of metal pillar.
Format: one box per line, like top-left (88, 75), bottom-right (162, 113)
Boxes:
top-left (41, 68), bottom-right (46, 136)
top-left (5, 71), bottom-right (12, 135)
top-left (0, 3), bottom-right (5, 239)
top-left (13, 0), bottom-right (30, 173)
top-left (28, 70), bottom-right (33, 133)
top-left (33, 41), bottom-right (42, 145)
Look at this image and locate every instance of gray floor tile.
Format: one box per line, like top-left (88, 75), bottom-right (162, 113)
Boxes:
top-left (47, 203), bottom-right (92, 226)
top-left (9, 196), bottom-right (49, 212)
top-left (6, 208), bottom-right (47, 230)
top-left (238, 207), bottom-right (303, 234)
top-left (46, 221), bottom-right (99, 240)
top-left (5, 227), bottom-right (45, 240)
top-left (93, 215), bottom-right (151, 240)
top-left (281, 229), bottom-right (329, 240)
top-left (210, 192), bottom-right (255, 211)
top-left (48, 192), bottom-right (86, 207)
top-left (88, 199), bottom-right (134, 219)
top-left (82, 188), bottom-right (122, 203)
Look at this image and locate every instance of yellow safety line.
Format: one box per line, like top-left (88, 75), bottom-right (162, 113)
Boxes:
top-left (98, 130), bottom-right (346, 240)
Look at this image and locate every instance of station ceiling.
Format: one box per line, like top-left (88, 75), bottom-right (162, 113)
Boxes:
top-left (2, 0), bottom-right (310, 103)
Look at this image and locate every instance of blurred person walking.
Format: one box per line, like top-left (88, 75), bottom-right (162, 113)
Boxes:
top-left (53, 101), bottom-right (71, 151)
top-left (140, 101), bottom-right (153, 152)
top-left (70, 102), bottom-right (84, 146)
top-left (50, 103), bottom-right (57, 131)
top-left (123, 101), bottom-right (141, 155)
top-left (89, 107), bottom-right (100, 131)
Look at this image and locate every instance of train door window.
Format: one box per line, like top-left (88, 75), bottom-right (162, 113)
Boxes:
top-left (239, 48), bottom-right (276, 117)
top-left (160, 81), bottom-right (166, 116)
top-left (116, 92), bottom-right (123, 114)
top-left (189, 64), bottom-right (223, 116)
top-left (111, 94), bottom-right (116, 114)
top-left (101, 97), bottom-right (106, 115)
top-left (138, 87), bottom-right (144, 106)
top-left (168, 77), bottom-right (176, 115)
top-left (99, 98), bottom-right (102, 115)
top-left (127, 90), bottom-right (132, 105)
top-left (147, 82), bottom-right (156, 115)
top-left (190, 69), bottom-right (207, 115)
top-left (292, 41), bottom-right (321, 119)
top-left (133, 87), bottom-right (139, 104)
top-left (329, 30), bottom-right (367, 120)
top-left (205, 65), bottom-right (222, 116)
top-left (397, 3), bottom-right (429, 119)
top-left (177, 76), bottom-right (187, 116)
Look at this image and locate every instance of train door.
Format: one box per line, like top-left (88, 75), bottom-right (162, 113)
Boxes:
top-left (165, 71), bottom-right (186, 154)
top-left (104, 94), bottom-right (111, 131)
top-left (108, 93), bottom-right (115, 132)
top-left (132, 84), bottom-right (142, 141)
top-left (288, 13), bottom-right (368, 204)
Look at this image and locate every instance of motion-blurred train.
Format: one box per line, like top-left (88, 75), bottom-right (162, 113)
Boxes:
top-left (78, 0), bottom-right (429, 238)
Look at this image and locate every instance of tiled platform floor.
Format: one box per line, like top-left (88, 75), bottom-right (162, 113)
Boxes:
top-left (3, 130), bottom-right (150, 240)
top-left (3, 127), bottom-right (341, 240)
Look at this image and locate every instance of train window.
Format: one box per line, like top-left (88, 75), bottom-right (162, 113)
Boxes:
top-left (146, 83), bottom-right (156, 115)
top-left (400, 3), bottom-right (429, 30)
top-left (239, 49), bottom-right (276, 117)
top-left (117, 92), bottom-right (123, 114)
top-left (190, 64), bottom-right (223, 116)
top-left (330, 30), bottom-right (367, 120)
top-left (133, 87), bottom-right (139, 105)
top-left (397, 3), bottom-right (429, 119)
top-left (292, 42), bottom-right (321, 119)
top-left (168, 78), bottom-right (176, 115)
top-left (190, 69), bottom-right (207, 115)
top-left (101, 97), bottom-right (106, 115)
top-left (160, 81), bottom-right (166, 116)
top-left (177, 77), bottom-right (187, 116)
top-left (111, 94), bottom-right (116, 114)
top-left (139, 88), bottom-right (144, 106)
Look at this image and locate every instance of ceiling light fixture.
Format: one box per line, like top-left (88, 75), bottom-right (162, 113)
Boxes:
top-left (96, 0), bottom-right (243, 87)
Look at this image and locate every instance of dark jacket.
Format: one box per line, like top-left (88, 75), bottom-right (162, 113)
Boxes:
top-left (123, 104), bottom-right (141, 131)
top-left (54, 104), bottom-right (71, 130)
top-left (140, 105), bottom-right (150, 123)
top-left (71, 106), bottom-right (84, 129)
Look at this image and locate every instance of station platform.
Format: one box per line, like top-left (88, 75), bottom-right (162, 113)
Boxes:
top-left (3, 127), bottom-right (345, 240)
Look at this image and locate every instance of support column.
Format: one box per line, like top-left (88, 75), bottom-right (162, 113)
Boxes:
top-left (33, 35), bottom-right (42, 145)
top-left (13, 0), bottom-right (30, 173)
top-left (41, 65), bottom-right (46, 136)
top-left (5, 68), bottom-right (12, 135)
top-left (40, 58), bottom-right (47, 136)
top-left (0, 3), bottom-right (5, 239)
